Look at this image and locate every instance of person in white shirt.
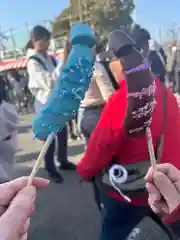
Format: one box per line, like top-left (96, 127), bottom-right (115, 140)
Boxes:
top-left (27, 26), bottom-right (75, 183)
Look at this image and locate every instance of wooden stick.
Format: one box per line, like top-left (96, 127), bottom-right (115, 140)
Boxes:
top-left (27, 133), bottom-right (55, 186)
top-left (146, 127), bottom-right (157, 172)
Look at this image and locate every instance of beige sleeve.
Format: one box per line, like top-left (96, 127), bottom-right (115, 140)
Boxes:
top-left (94, 62), bottom-right (115, 102)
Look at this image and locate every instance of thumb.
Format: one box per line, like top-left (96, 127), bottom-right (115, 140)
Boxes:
top-left (2, 186), bottom-right (36, 231)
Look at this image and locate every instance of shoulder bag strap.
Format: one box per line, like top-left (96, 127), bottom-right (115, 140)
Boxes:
top-left (51, 56), bottom-right (57, 67)
top-left (28, 56), bottom-right (48, 70)
top-left (156, 83), bottom-right (167, 162)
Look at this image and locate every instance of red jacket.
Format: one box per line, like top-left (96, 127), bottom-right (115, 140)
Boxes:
top-left (77, 79), bottom-right (180, 206)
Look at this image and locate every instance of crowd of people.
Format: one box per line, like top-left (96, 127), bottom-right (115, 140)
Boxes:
top-left (0, 69), bottom-right (34, 114)
top-left (0, 22), bottom-right (180, 240)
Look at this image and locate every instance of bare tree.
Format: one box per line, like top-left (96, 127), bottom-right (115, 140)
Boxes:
top-left (0, 25), bottom-right (8, 59)
top-left (166, 23), bottom-right (180, 41)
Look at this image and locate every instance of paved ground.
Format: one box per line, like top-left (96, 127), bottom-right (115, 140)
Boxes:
top-left (16, 114), bottom-right (101, 240)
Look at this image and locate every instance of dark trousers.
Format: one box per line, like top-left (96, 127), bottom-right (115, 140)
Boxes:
top-left (167, 72), bottom-right (173, 84)
top-left (79, 107), bottom-right (103, 145)
top-left (68, 118), bottom-right (77, 137)
top-left (159, 74), bottom-right (166, 84)
top-left (171, 221), bottom-right (180, 238)
top-left (100, 197), bottom-right (153, 240)
top-left (44, 127), bottom-right (68, 173)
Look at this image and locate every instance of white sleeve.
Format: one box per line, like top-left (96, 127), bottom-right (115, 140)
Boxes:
top-left (172, 46), bottom-right (177, 53)
top-left (27, 59), bottom-right (55, 91)
top-left (51, 61), bottom-right (62, 81)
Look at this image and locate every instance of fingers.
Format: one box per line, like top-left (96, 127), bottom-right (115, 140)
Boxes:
top-left (156, 164), bottom-right (180, 183)
top-left (2, 186), bottom-right (36, 229)
top-left (21, 233), bottom-right (28, 240)
top-left (153, 172), bottom-right (180, 213)
top-left (145, 164), bottom-right (180, 214)
top-left (147, 182), bottom-right (169, 214)
top-left (0, 177), bottom-right (49, 206)
top-left (156, 163), bottom-right (179, 174)
top-left (10, 177), bottom-right (50, 190)
top-left (148, 198), bottom-right (161, 214)
top-left (0, 178), bottom-right (47, 240)
top-left (0, 205), bottom-right (7, 216)
top-left (146, 182), bottom-right (161, 202)
top-left (145, 167), bottom-right (153, 182)
top-left (148, 197), bottom-right (169, 214)
top-left (20, 218), bottom-right (30, 235)
top-left (145, 164), bottom-right (180, 185)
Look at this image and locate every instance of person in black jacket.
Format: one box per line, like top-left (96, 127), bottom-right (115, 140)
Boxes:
top-left (133, 28), bottom-right (167, 84)
top-left (149, 39), bottom-right (167, 83)
top-left (171, 45), bottom-right (180, 94)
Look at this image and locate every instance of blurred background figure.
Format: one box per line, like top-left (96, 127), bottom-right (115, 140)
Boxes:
top-left (171, 42), bottom-right (180, 94)
top-left (134, 28), bottom-right (167, 84)
top-left (7, 70), bottom-right (26, 114)
top-left (166, 43), bottom-right (175, 89)
top-left (149, 39), bottom-right (167, 84)
top-left (0, 75), bottom-right (19, 183)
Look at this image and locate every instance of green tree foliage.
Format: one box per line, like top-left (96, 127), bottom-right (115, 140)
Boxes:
top-left (52, 8), bottom-right (71, 37)
top-left (52, 0), bottom-right (135, 39)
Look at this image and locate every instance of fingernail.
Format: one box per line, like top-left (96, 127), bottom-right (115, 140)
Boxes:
top-left (21, 218), bottom-right (30, 234)
top-left (43, 179), bottom-right (50, 184)
top-left (162, 207), bottom-right (169, 214)
top-left (31, 205), bottom-right (35, 216)
top-left (21, 233), bottom-right (28, 240)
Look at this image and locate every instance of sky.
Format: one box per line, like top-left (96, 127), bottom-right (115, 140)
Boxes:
top-left (135, 0), bottom-right (180, 41)
top-left (0, 0), bottom-right (179, 48)
top-left (0, 0), bottom-right (68, 30)
top-left (0, 0), bottom-right (69, 48)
